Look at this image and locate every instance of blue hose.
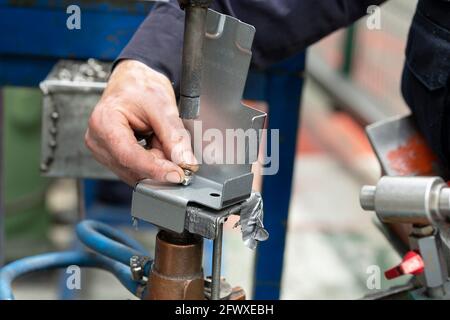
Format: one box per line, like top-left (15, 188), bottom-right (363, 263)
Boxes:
top-left (76, 220), bottom-right (149, 265)
top-left (0, 220), bottom-right (153, 300)
top-left (0, 251), bottom-right (144, 300)
top-left (76, 220), bottom-right (153, 275)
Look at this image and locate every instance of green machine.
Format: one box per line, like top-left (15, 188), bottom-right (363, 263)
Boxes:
top-left (3, 87), bottom-right (51, 260)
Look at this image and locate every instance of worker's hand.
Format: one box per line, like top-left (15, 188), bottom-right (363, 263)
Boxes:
top-left (85, 59), bottom-right (198, 186)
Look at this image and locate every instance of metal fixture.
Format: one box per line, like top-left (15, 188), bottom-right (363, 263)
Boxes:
top-left (409, 228), bottom-right (449, 298)
top-left (360, 115), bottom-right (450, 299)
top-left (360, 176), bottom-right (450, 225)
top-left (131, 9), bottom-right (265, 234)
top-left (146, 230), bottom-right (204, 300)
top-left (360, 176), bottom-right (450, 298)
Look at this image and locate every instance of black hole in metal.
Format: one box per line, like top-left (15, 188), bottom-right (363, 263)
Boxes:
top-left (210, 193), bottom-right (220, 197)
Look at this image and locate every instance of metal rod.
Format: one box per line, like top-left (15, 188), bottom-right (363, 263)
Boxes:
top-left (0, 88), bottom-right (4, 266)
top-left (211, 223), bottom-right (223, 300)
top-left (179, 4), bottom-right (209, 119)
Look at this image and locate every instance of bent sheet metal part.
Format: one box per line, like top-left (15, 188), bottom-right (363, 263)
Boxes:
top-left (131, 9), bottom-right (267, 233)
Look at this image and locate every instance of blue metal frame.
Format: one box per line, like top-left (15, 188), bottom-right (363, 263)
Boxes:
top-left (0, 1), bottom-right (305, 300)
top-left (0, 1), bottom-right (153, 86)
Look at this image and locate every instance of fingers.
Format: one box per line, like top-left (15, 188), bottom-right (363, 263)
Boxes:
top-left (86, 109), bottom-right (185, 186)
top-left (86, 60), bottom-right (199, 186)
top-left (113, 60), bottom-right (199, 171)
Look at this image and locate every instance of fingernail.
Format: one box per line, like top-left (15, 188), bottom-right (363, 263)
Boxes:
top-left (165, 171), bottom-right (182, 183)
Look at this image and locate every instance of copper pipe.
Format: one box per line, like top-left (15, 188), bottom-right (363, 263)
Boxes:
top-left (146, 230), bottom-right (204, 300)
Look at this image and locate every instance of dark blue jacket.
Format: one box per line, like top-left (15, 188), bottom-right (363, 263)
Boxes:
top-left (118, 0), bottom-right (450, 167)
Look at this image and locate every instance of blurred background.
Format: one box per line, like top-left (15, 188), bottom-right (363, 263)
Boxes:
top-left (1, 0), bottom-right (416, 299)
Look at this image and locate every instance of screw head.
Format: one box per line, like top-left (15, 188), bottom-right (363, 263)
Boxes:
top-left (182, 169), bottom-right (194, 186)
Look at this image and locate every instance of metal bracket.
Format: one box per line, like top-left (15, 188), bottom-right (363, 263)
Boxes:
top-left (131, 10), bottom-right (266, 233)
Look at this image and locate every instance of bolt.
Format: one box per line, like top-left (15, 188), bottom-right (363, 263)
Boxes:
top-left (182, 169), bottom-right (194, 186)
